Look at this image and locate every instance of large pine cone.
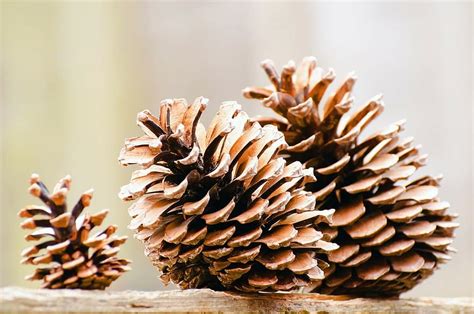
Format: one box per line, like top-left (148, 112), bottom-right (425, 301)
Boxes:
top-left (19, 174), bottom-right (131, 289)
top-left (243, 57), bottom-right (458, 296)
top-left (119, 97), bottom-right (337, 292)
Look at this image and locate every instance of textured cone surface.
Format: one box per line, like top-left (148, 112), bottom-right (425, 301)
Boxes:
top-left (243, 57), bottom-right (458, 296)
top-left (119, 98), bottom-right (337, 292)
top-left (19, 175), bottom-right (131, 289)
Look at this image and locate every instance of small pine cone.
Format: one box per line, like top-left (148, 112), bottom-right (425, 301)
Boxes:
top-left (19, 174), bottom-right (131, 289)
top-left (243, 57), bottom-right (458, 296)
top-left (119, 97), bottom-right (337, 292)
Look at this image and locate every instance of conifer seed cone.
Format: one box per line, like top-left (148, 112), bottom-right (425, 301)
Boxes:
top-left (119, 98), bottom-right (338, 292)
top-left (243, 57), bottom-right (458, 296)
top-left (19, 175), bottom-right (131, 289)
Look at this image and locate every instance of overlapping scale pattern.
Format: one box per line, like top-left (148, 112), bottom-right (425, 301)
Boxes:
top-left (119, 98), bottom-right (337, 291)
top-left (19, 174), bottom-right (130, 289)
top-left (243, 57), bottom-right (458, 295)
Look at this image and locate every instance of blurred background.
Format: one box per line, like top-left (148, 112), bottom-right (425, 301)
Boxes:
top-left (1, 1), bottom-right (472, 297)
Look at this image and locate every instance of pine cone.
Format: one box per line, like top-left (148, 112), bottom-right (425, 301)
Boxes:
top-left (119, 97), bottom-right (337, 292)
top-left (243, 57), bottom-right (458, 296)
top-left (19, 174), bottom-right (131, 289)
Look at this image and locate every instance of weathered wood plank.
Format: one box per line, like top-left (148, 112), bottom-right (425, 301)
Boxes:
top-left (0, 286), bottom-right (472, 313)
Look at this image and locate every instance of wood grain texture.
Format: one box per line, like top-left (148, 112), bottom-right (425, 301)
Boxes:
top-left (0, 287), bottom-right (473, 313)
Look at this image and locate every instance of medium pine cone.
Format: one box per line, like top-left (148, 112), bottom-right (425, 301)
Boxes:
top-left (243, 57), bottom-right (458, 296)
top-left (19, 174), bottom-right (131, 289)
top-left (119, 97), bottom-right (337, 292)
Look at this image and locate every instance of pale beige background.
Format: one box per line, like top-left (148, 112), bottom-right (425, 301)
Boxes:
top-left (1, 1), bottom-right (472, 297)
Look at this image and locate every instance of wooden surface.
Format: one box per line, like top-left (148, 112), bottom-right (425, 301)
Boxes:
top-left (0, 286), bottom-right (472, 313)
